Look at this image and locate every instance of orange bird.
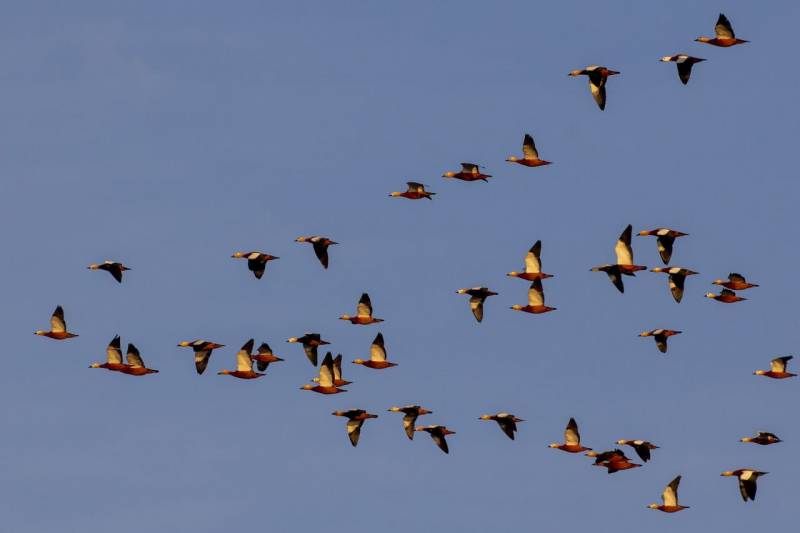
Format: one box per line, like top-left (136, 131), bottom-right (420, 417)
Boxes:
top-left (35, 306), bottom-right (78, 340)
top-left (651, 267), bottom-right (699, 303)
top-left (705, 288), bottom-right (746, 303)
top-left (660, 55), bottom-right (705, 85)
top-left (591, 225), bottom-right (647, 293)
top-left (353, 333), bottom-right (397, 369)
top-left (586, 449), bottom-right (641, 474)
top-left (456, 287), bottom-right (498, 323)
top-left (331, 409), bottom-right (378, 447)
top-left (120, 343), bottom-right (159, 376)
top-left (616, 439), bottom-right (659, 462)
top-left (390, 182), bottom-right (435, 200)
top-left (549, 417), bottom-right (591, 453)
top-left (89, 335), bottom-right (128, 372)
top-left (177, 340), bottom-right (224, 375)
top-left (231, 251), bottom-right (279, 279)
top-left (311, 353), bottom-right (351, 387)
top-left (637, 228), bottom-right (688, 264)
top-left (696, 14), bottom-right (749, 47)
top-left (442, 163), bottom-right (491, 182)
top-left (301, 353), bottom-right (347, 394)
top-left (295, 236), bottom-right (337, 269)
top-left (568, 65), bottom-right (620, 110)
top-left (712, 273), bottom-right (758, 291)
top-left (340, 293), bottom-right (384, 325)
top-left (511, 279), bottom-right (556, 314)
top-left (721, 470), bottom-right (767, 502)
top-left (479, 413), bottom-right (525, 440)
top-left (250, 342), bottom-right (284, 372)
top-left (415, 425), bottom-right (456, 454)
top-left (648, 476), bottom-right (689, 513)
top-left (507, 240), bottom-right (553, 281)
top-left (639, 329), bottom-right (681, 354)
top-left (740, 432), bottom-right (781, 446)
top-left (286, 333), bottom-right (330, 367)
top-left (506, 134), bottom-right (551, 167)
top-left (754, 356), bottom-right (796, 379)
top-left (217, 339), bottom-right (265, 380)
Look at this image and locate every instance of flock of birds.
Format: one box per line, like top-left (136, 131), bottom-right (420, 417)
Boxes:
top-left (33, 13), bottom-right (793, 514)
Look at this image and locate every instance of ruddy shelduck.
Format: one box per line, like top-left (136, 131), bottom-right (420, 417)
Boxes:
top-left (442, 163), bottom-right (491, 182)
top-left (312, 353), bottom-right (351, 387)
top-left (741, 432), bottom-right (781, 446)
top-left (353, 332), bottom-right (397, 369)
top-left (35, 306), bottom-right (78, 340)
top-left (295, 236), bottom-right (337, 269)
top-left (87, 261), bottom-right (131, 283)
top-left (506, 134), bottom-right (551, 167)
top-left (712, 273), bottom-right (758, 291)
top-left (648, 476), bottom-right (689, 512)
top-left (301, 352), bottom-right (347, 394)
top-left (479, 413), bottom-right (524, 440)
top-left (286, 333), bottom-right (330, 367)
top-left (89, 335), bottom-right (127, 372)
top-left (415, 425), bottom-right (455, 454)
top-left (721, 469), bottom-right (767, 502)
top-left (177, 339), bottom-right (224, 375)
top-left (616, 439), bottom-right (659, 462)
top-left (586, 449), bottom-right (641, 474)
top-left (250, 342), bottom-right (284, 372)
top-left (549, 417), bottom-right (591, 453)
top-left (591, 225), bottom-right (647, 293)
top-left (639, 329), bottom-right (681, 354)
top-left (660, 55), bottom-right (705, 85)
top-left (388, 405), bottom-right (433, 440)
top-left (507, 240), bottom-right (553, 281)
top-left (340, 293), bottom-right (384, 325)
top-left (651, 267), bottom-right (698, 303)
top-left (510, 279), bottom-right (556, 314)
top-left (217, 339), bottom-right (265, 379)
top-left (231, 251), bottom-right (279, 279)
top-left (705, 288), bottom-right (746, 303)
top-left (696, 14), bottom-right (749, 47)
top-left (754, 356), bottom-right (796, 379)
top-left (390, 182), bottom-right (435, 200)
top-left (120, 343), bottom-right (159, 376)
top-left (456, 287), bottom-right (498, 323)
top-left (568, 65), bottom-right (620, 110)
top-left (331, 409), bottom-right (378, 447)
top-left (637, 228), bottom-right (688, 264)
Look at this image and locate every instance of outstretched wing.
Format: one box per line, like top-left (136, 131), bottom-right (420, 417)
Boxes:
top-left (528, 279), bottom-right (545, 307)
top-left (312, 241), bottom-right (330, 269)
top-left (357, 293), bottom-right (373, 318)
top-left (525, 241), bottom-right (542, 273)
top-left (663, 476), bottom-right (681, 507)
top-left (715, 13), bottom-right (735, 39)
top-left (107, 335), bottom-right (123, 364)
top-left (318, 352), bottom-right (334, 387)
top-left (615, 225), bottom-right (634, 265)
top-left (50, 306), bottom-right (67, 333)
top-left (771, 356), bottom-right (792, 373)
top-left (126, 343), bottom-right (145, 368)
top-left (370, 333), bottom-right (387, 362)
top-left (346, 419), bottom-right (364, 447)
top-left (469, 295), bottom-right (485, 323)
top-left (522, 134), bottom-right (540, 160)
top-left (565, 417), bottom-right (580, 446)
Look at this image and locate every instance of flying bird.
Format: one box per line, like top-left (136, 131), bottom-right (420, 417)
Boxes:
top-left (331, 409), bottom-right (378, 447)
top-left (340, 293), bottom-right (384, 325)
top-left (721, 469), bottom-right (767, 502)
top-left (442, 163), bottom-right (492, 182)
top-left (510, 279), bottom-right (556, 314)
top-left (586, 449), bottom-right (641, 474)
top-left (301, 352), bottom-right (347, 394)
top-left (456, 287), bottom-right (498, 322)
top-left (353, 332), bottom-right (397, 369)
top-left (388, 405), bottom-right (433, 440)
top-left (231, 251), bottom-right (279, 279)
top-left (35, 306), bottom-right (78, 340)
top-left (696, 13), bottom-right (749, 47)
top-left (637, 228), bottom-right (688, 264)
top-left (177, 339), bottom-right (224, 375)
top-left (120, 343), bottom-right (159, 376)
top-left (591, 225), bottom-right (646, 293)
top-left (312, 353), bottom-right (351, 387)
top-left (87, 261), bottom-right (131, 283)
top-left (415, 425), bottom-right (455, 454)
top-left (479, 413), bottom-right (524, 440)
top-left (754, 356), bottom-right (796, 379)
top-left (217, 339), bottom-right (265, 379)
top-left (286, 333), bottom-right (330, 367)
top-left (659, 55), bottom-right (705, 84)
top-left (89, 335), bottom-right (127, 372)
top-left (507, 240), bottom-right (553, 281)
top-left (639, 329), bottom-right (682, 354)
top-left (295, 236), bottom-right (337, 269)
top-left (712, 273), bottom-right (758, 290)
top-left (549, 417), bottom-right (591, 453)
top-left (740, 432), bottom-right (781, 446)
top-left (250, 342), bottom-right (284, 372)
top-left (650, 267), bottom-right (699, 303)
top-left (506, 134), bottom-right (552, 167)
top-left (616, 439), bottom-right (659, 462)
top-left (390, 182), bottom-right (435, 200)
top-left (568, 65), bottom-right (620, 110)
top-left (648, 476), bottom-right (689, 513)
top-left (705, 288), bottom-right (746, 303)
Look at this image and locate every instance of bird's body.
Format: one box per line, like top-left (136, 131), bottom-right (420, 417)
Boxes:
top-left (649, 476), bottom-right (689, 512)
top-left (35, 306), bottom-right (78, 340)
top-left (705, 288), bottom-right (746, 303)
top-left (479, 413), bottom-right (524, 440)
top-left (177, 339), bottom-right (224, 375)
top-left (616, 439), bottom-right (659, 462)
top-left (295, 236), bottom-right (337, 269)
top-left (87, 261), bottom-right (131, 283)
top-left (456, 287), bottom-right (498, 323)
top-left (696, 14), bottom-right (749, 47)
top-left (637, 228), bottom-right (688, 264)
top-left (416, 425), bottom-right (455, 454)
top-left (388, 405), bottom-right (433, 440)
top-left (332, 409), bottom-right (378, 446)
top-left (218, 339), bottom-right (265, 379)
top-left (353, 332), bottom-right (397, 369)
top-left (511, 279), bottom-right (556, 314)
top-left (442, 163), bottom-right (492, 182)
top-left (721, 469), bottom-right (767, 502)
top-left (592, 225), bottom-right (646, 293)
top-left (741, 432), bottom-right (781, 446)
top-left (506, 134), bottom-right (551, 167)
top-left (231, 251), bottom-right (279, 279)
top-left (390, 182), bottom-right (435, 200)
top-left (507, 240), bottom-right (553, 281)
top-left (250, 342), bottom-right (284, 372)
top-left (712, 273), bottom-right (758, 291)
top-left (651, 267), bottom-right (699, 303)
top-left (340, 293), bottom-right (384, 325)
top-left (89, 335), bottom-right (128, 372)
top-left (302, 353), bottom-right (347, 394)
top-left (754, 356), bottom-right (796, 379)
top-left (568, 65), bottom-right (620, 110)
top-left (660, 55), bottom-right (705, 84)
top-left (287, 333), bottom-right (330, 367)
top-left (549, 417), bottom-right (591, 453)
top-left (119, 343), bottom-right (159, 376)
top-left (639, 329), bottom-right (681, 354)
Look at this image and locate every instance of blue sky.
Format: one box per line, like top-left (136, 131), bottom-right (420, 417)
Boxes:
top-left (1, 1), bottom-right (798, 531)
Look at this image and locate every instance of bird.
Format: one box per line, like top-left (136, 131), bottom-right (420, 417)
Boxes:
top-left (353, 332), bottom-right (397, 369)
top-left (340, 293), bottom-right (384, 325)
top-left (479, 413), bottom-right (524, 440)
top-left (301, 353), bottom-right (347, 394)
top-left (120, 343), bottom-right (159, 376)
top-left (705, 288), bottom-right (746, 303)
top-left (591, 224), bottom-right (647, 293)
top-left (415, 425), bottom-right (455, 454)
top-left (754, 356), bottom-right (796, 379)
top-left (510, 279), bottom-right (556, 314)
top-left (568, 65), bottom-right (620, 110)
top-left (650, 267), bottom-right (699, 303)
top-left (648, 475), bottom-right (689, 513)
top-left (721, 470), bottom-right (767, 502)
top-left (87, 261), bottom-right (131, 283)
top-left (442, 163), bottom-right (492, 182)
top-left (388, 405), bottom-right (433, 440)
top-left (456, 287), bottom-right (498, 322)
top-left (586, 449), bottom-right (641, 474)
top-left (89, 335), bottom-right (128, 372)
top-left (712, 273), bottom-right (759, 290)
top-left (740, 432), bottom-right (782, 446)
top-left (286, 333), bottom-right (330, 367)
top-left (331, 409), bottom-right (378, 447)
top-left (295, 236), bottom-right (337, 269)
top-left (637, 228), bottom-right (688, 264)
top-left (217, 339), bottom-right (265, 379)
top-left (696, 14), bottom-right (749, 47)
top-left (659, 55), bottom-right (705, 84)
top-left (616, 439), bottom-right (659, 462)
top-left (639, 329), bottom-right (682, 354)
top-left (250, 342), bottom-right (284, 372)
top-left (390, 182), bottom-right (435, 200)
top-left (312, 353), bottom-right (351, 387)
top-left (231, 251), bottom-right (279, 279)
top-left (506, 134), bottom-right (552, 167)
top-left (549, 417), bottom-right (592, 453)
top-left (177, 340), bottom-right (224, 375)
top-left (35, 306), bottom-right (78, 340)
top-left (507, 240), bottom-right (553, 281)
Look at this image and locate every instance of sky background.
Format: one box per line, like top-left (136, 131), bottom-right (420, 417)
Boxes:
top-left (1, 1), bottom-right (798, 532)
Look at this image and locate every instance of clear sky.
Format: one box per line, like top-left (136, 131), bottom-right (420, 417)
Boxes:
top-left (1, 1), bottom-right (798, 532)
